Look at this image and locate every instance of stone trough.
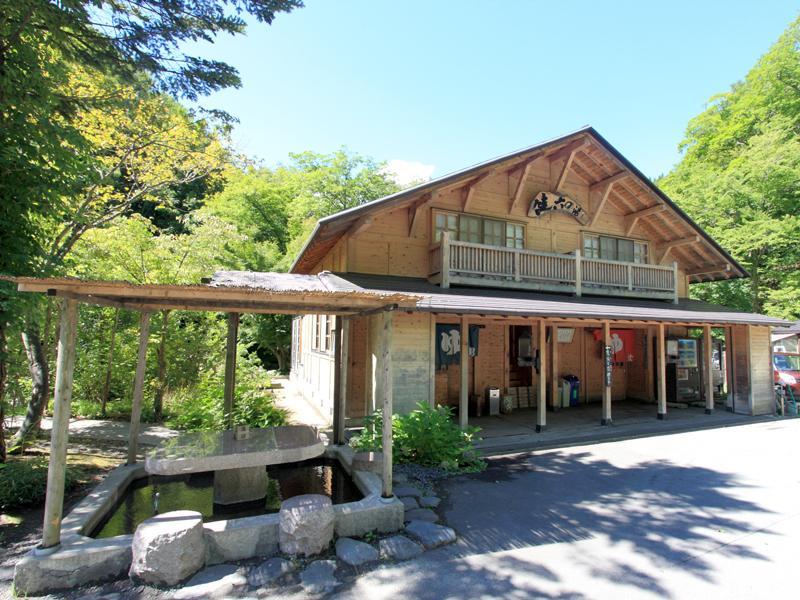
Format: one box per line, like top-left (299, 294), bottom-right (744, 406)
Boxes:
top-left (13, 431), bottom-right (403, 596)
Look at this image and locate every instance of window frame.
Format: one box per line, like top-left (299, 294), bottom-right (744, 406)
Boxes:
top-left (432, 209), bottom-right (527, 249)
top-left (582, 232), bottom-right (650, 264)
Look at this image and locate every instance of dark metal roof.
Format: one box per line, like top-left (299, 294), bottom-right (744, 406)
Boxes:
top-left (327, 273), bottom-right (787, 327)
top-left (772, 321), bottom-right (800, 335)
top-left (290, 126), bottom-right (747, 280)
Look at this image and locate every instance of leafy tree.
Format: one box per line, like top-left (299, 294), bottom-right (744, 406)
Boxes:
top-left (1, 0), bottom-right (302, 101)
top-left (659, 17), bottom-right (800, 318)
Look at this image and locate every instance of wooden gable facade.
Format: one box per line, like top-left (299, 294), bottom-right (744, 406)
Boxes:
top-left (288, 128), bottom-right (779, 432)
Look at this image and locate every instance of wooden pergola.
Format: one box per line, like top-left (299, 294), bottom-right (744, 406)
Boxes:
top-left (10, 275), bottom-right (417, 552)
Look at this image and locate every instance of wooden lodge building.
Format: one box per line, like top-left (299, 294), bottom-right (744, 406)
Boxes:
top-left (288, 127), bottom-right (784, 433)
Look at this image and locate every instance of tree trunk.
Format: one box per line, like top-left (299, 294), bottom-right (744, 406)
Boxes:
top-left (0, 323), bottom-right (8, 463)
top-left (100, 308), bottom-right (120, 417)
top-left (273, 347), bottom-right (288, 374)
top-left (153, 310), bottom-right (170, 422)
top-left (9, 325), bottom-right (50, 453)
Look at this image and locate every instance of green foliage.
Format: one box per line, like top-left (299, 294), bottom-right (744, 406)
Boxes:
top-left (659, 17), bottom-right (800, 319)
top-left (0, 459), bottom-right (84, 510)
top-left (164, 358), bottom-right (288, 431)
top-left (350, 403), bottom-right (485, 473)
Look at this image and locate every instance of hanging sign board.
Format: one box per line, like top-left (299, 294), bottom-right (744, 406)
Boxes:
top-left (604, 345), bottom-right (613, 387)
top-left (528, 191), bottom-right (589, 225)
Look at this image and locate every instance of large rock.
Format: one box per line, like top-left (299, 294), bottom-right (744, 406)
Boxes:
top-left (129, 510), bottom-right (206, 587)
top-left (335, 538), bottom-right (378, 567)
top-left (405, 520), bottom-right (456, 549)
top-left (393, 485), bottom-right (422, 499)
top-left (378, 535), bottom-right (423, 561)
top-left (404, 508), bottom-right (439, 523)
top-left (278, 494), bottom-right (334, 556)
top-left (300, 560), bottom-right (339, 594)
top-left (247, 557), bottom-right (295, 588)
top-left (171, 564), bottom-right (247, 599)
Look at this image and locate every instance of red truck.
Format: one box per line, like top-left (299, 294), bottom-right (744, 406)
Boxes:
top-left (773, 352), bottom-right (800, 398)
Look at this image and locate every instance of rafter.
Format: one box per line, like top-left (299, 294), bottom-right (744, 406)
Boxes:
top-left (548, 139), bottom-right (589, 191)
top-left (463, 172), bottom-right (493, 211)
top-left (656, 235), bottom-right (701, 264)
top-left (507, 155), bottom-right (541, 214)
top-left (349, 216), bottom-right (374, 236)
top-left (407, 193), bottom-right (431, 236)
top-left (624, 204), bottom-right (666, 235)
top-left (686, 263), bottom-right (732, 277)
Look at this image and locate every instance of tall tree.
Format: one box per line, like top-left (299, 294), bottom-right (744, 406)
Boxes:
top-left (659, 17), bottom-right (800, 319)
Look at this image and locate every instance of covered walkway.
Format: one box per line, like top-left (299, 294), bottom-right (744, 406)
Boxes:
top-left (472, 399), bottom-right (767, 455)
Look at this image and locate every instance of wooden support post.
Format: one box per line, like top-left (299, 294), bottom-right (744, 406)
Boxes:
top-left (672, 261), bottom-right (679, 304)
top-left (41, 299), bottom-right (78, 550)
top-left (441, 232), bottom-right (451, 289)
top-left (602, 321), bottom-right (612, 425)
top-left (332, 317), bottom-right (348, 445)
top-left (223, 312), bottom-right (239, 429)
top-left (459, 316), bottom-right (469, 430)
top-left (127, 311), bottom-right (151, 466)
top-left (646, 327), bottom-right (655, 402)
top-left (536, 320), bottom-right (547, 432)
top-left (381, 310), bottom-right (393, 497)
top-left (551, 325), bottom-right (559, 410)
top-left (657, 323), bottom-right (667, 419)
top-left (724, 327), bottom-right (734, 411)
top-left (574, 249), bottom-right (582, 297)
top-left (428, 314), bottom-right (436, 407)
top-left (704, 324), bottom-right (714, 414)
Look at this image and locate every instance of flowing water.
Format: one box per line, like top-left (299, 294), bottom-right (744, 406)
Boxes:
top-left (92, 457), bottom-right (361, 538)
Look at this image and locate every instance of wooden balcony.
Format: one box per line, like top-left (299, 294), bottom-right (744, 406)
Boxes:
top-left (428, 233), bottom-right (678, 302)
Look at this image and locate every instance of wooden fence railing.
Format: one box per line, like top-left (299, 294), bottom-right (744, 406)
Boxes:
top-left (428, 232), bottom-right (678, 302)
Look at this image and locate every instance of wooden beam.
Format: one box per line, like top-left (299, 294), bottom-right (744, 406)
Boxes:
top-left (332, 317), bottom-right (347, 444)
top-left (463, 172), bottom-right (492, 211)
top-left (551, 325), bottom-right (559, 410)
top-left (646, 326), bottom-right (655, 402)
top-left (704, 324), bottom-right (714, 414)
top-left (381, 310), bottom-right (393, 497)
top-left (459, 316), bottom-right (469, 430)
top-left (657, 323), bottom-right (666, 418)
top-left (625, 205), bottom-right (666, 236)
top-left (223, 312), bottom-right (239, 429)
top-left (602, 321), bottom-right (612, 425)
top-left (686, 263), bottom-right (732, 277)
top-left (407, 193), bottom-right (430, 236)
top-left (546, 138), bottom-right (590, 162)
top-left (508, 157), bottom-right (539, 214)
top-left (349, 216), bottom-right (374, 236)
top-left (589, 171), bottom-right (630, 194)
top-left (429, 314), bottom-right (436, 407)
top-left (656, 235), bottom-right (701, 264)
top-left (127, 311), bottom-right (152, 465)
top-left (41, 299), bottom-right (78, 549)
top-left (549, 141), bottom-right (588, 192)
top-left (588, 174), bottom-right (630, 228)
top-left (536, 320), bottom-right (547, 432)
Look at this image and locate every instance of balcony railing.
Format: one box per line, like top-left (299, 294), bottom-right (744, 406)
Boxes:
top-left (428, 232), bottom-right (678, 302)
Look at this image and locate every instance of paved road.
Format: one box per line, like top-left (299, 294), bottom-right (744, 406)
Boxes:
top-left (334, 419), bottom-right (800, 600)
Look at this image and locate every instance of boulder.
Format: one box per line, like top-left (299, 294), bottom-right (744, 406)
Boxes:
top-left (393, 485), bottom-right (422, 498)
top-left (378, 535), bottom-right (424, 561)
top-left (171, 564), bottom-right (247, 599)
top-left (299, 560), bottom-right (339, 594)
top-left (278, 494), bottom-right (334, 557)
top-left (129, 510), bottom-right (206, 587)
top-left (335, 538), bottom-right (378, 567)
top-left (418, 496), bottom-right (441, 509)
top-left (404, 508), bottom-right (439, 523)
top-left (247, 557), bottom-right (295, 588)
top-left (400, 496), bottom-right (419, 511)
top-left (405, 520), bottom-right (457, 549)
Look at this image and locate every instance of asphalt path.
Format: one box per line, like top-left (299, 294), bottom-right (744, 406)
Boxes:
top-left (333, 419), bottom-right (800, 599)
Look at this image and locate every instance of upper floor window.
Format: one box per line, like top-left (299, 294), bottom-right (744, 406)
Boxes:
top-left (434, 210), bottom-right (525, 249)
top-left (583, 234), bottom-right (648, 264)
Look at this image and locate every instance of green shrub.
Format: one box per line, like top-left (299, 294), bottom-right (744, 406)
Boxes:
top-left (164, 359), bottom-right (287, 431)
top-left (0, 459), bottom-right (85, 510)
top-left (350, 403), bottom-right (485, 472)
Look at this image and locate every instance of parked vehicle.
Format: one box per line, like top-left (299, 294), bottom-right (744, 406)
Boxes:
top-left (773, 352), bottom-right (800, 397)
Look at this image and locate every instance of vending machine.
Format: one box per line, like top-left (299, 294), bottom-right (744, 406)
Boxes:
top-left (666, 338), bottom-right (702, 403)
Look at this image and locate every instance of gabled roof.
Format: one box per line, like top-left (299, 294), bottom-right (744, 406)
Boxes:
top-left (290, 126), bottom-right (747, 282)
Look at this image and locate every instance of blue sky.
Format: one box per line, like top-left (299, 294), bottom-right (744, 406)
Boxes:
top-left (192, 1), bottom-right (798, 183)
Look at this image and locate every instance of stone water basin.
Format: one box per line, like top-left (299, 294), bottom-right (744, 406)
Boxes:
top-left (92, 457), bottom-right (362, 538)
